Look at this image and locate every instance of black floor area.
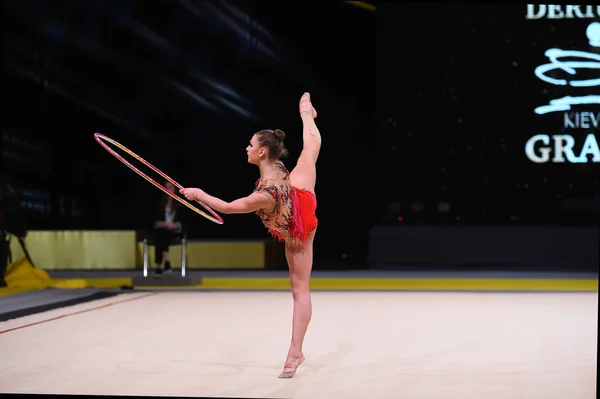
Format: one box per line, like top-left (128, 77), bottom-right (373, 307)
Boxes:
top-left (0, 289), bottom-right (121, 323)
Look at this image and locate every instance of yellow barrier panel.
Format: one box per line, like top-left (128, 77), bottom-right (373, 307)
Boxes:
top-left (79, 277), bottom-right (599, 292)
top-left (9, 231), bottom-right (137, 269)
top-left (136, 241), bottom-right (272, 269)
top-left (8, 231), bottom-right (284, 269)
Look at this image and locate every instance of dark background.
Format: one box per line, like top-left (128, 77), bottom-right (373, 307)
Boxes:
top-left (2, 1), bottom-right (599, 268)
top-left (2, 0), bottom-right (376, 265)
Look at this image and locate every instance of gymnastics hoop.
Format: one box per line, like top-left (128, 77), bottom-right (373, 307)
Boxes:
top-left (93, 133), bottom-right (224, 225)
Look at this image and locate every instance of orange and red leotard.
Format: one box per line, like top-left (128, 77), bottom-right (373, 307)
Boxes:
top-left (254, 163), bottom-right (318, 245)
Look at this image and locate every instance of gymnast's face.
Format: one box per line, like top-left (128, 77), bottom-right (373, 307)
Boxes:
top-left (246, 134), bottom-right (265, 165)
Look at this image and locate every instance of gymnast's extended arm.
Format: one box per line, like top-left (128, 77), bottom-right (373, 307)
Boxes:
top-left (179, 187), bottom-right (272, 215)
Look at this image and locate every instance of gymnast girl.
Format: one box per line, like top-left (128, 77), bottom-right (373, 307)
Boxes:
top-left (180, 92), bottom-right (321, 379)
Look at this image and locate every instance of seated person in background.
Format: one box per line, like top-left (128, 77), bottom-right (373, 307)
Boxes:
top-left (152, 180), bottom-right (184, 276)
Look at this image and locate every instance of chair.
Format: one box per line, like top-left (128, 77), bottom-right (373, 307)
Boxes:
top-left (140, 230), bottom-right (188, 277)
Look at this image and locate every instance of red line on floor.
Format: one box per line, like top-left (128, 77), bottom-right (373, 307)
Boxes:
top-left (0, 292), bottom-right (158, 335)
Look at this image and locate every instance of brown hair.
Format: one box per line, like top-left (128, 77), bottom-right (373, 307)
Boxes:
top-left (255, 129), bottom-right (289, 160)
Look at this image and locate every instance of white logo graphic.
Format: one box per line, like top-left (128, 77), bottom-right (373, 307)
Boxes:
top-left (525, 20), bottom-right (599, 163)
top-left (534, 23), bottom-right (600, 115)
top-left (588, 22), bottom-right (600, 46)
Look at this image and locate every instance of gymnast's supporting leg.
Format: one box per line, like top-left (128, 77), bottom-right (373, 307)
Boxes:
top-left (280, 230), bottom-right (316, 378)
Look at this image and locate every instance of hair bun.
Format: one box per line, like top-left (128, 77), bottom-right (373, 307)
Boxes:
top-left (273, 129), bottom-right (286, 141)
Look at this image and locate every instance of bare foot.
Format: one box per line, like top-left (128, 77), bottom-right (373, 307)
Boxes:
top-left (299, 92), bottom-right (317, 119)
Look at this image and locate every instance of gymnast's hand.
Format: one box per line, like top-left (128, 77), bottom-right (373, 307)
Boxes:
top-left (180, 187), bottom-right (206, 202)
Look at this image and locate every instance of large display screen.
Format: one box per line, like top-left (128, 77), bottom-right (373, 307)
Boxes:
top-left (376, 3), bottom-right (599, 223)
